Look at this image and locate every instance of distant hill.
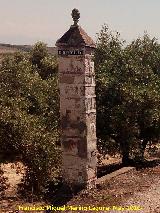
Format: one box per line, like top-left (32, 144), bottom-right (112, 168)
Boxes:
top-left (0, 43), bottom-right (57, 55)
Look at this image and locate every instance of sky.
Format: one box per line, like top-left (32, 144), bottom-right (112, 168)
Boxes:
top-left (0, 0), bottom-right (160, 46)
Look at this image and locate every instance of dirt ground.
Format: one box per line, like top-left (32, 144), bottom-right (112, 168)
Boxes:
top-left (0, 155), bottom-right (160, 213)
top-left (0, 162), bottom-right (47, 213)
top-left (66, 165), bottom-right (160, 213)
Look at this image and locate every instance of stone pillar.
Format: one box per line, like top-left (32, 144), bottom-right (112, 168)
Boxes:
top-left (56, 9), bottom-right (97, 190)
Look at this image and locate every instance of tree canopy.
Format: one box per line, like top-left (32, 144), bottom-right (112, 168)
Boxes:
top-left (0, 27), bottom-right (160, 196)
top-left (95, 25), bottom-right (160, 163)
top-left (0, 42), bottom-right (60, 194)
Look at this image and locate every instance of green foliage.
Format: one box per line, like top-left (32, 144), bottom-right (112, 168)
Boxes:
top-left (1, 27), bottom-right (160, 197)
top-left (0, 42), bottom-right (60, 195)
top-left (30, 42), bottom-right (58, 79)
top-left (95, 25), bottom-right (160, 162)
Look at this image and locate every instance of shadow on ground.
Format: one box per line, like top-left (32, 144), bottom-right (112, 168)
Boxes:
top-left (45, 158), bottom-right (160, 208)
top-left (134, 158), bottom-right (160, 170)
top-left (97, 162), bottom-right (123, 178)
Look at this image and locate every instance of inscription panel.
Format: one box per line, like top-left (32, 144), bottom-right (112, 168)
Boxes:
top-left (58, 49), bottom-right (84, 56)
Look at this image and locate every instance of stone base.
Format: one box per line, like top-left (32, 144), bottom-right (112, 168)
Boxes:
top-left (62, 176), bottom-right (97, 194)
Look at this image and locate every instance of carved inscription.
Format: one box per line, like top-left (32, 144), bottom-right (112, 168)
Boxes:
top-left (58, 49), bottom-right (83, 56)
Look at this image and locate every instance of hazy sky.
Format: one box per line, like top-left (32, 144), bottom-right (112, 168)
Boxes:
top-left (0, 0), bottom-right (160, 46)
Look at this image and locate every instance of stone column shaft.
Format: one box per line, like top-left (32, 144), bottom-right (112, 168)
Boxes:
top-left (56, 9), bottom-right (97, 190)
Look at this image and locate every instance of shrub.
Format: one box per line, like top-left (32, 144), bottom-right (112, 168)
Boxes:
top-left (0, 43), bottom-right (61, 196)
top-left (95, 25), bottom-right (160, 163)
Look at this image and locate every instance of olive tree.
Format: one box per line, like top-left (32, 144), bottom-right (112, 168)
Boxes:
top-left (0, 42), bottom-right (60, 195)
top-left (95, 25), bottom-right (160, 164)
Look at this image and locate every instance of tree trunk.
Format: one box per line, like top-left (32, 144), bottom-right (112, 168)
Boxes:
top-left (120, 140), bottom-right (130, 165)
top-left (140, 139), bottom-right (148, 161)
